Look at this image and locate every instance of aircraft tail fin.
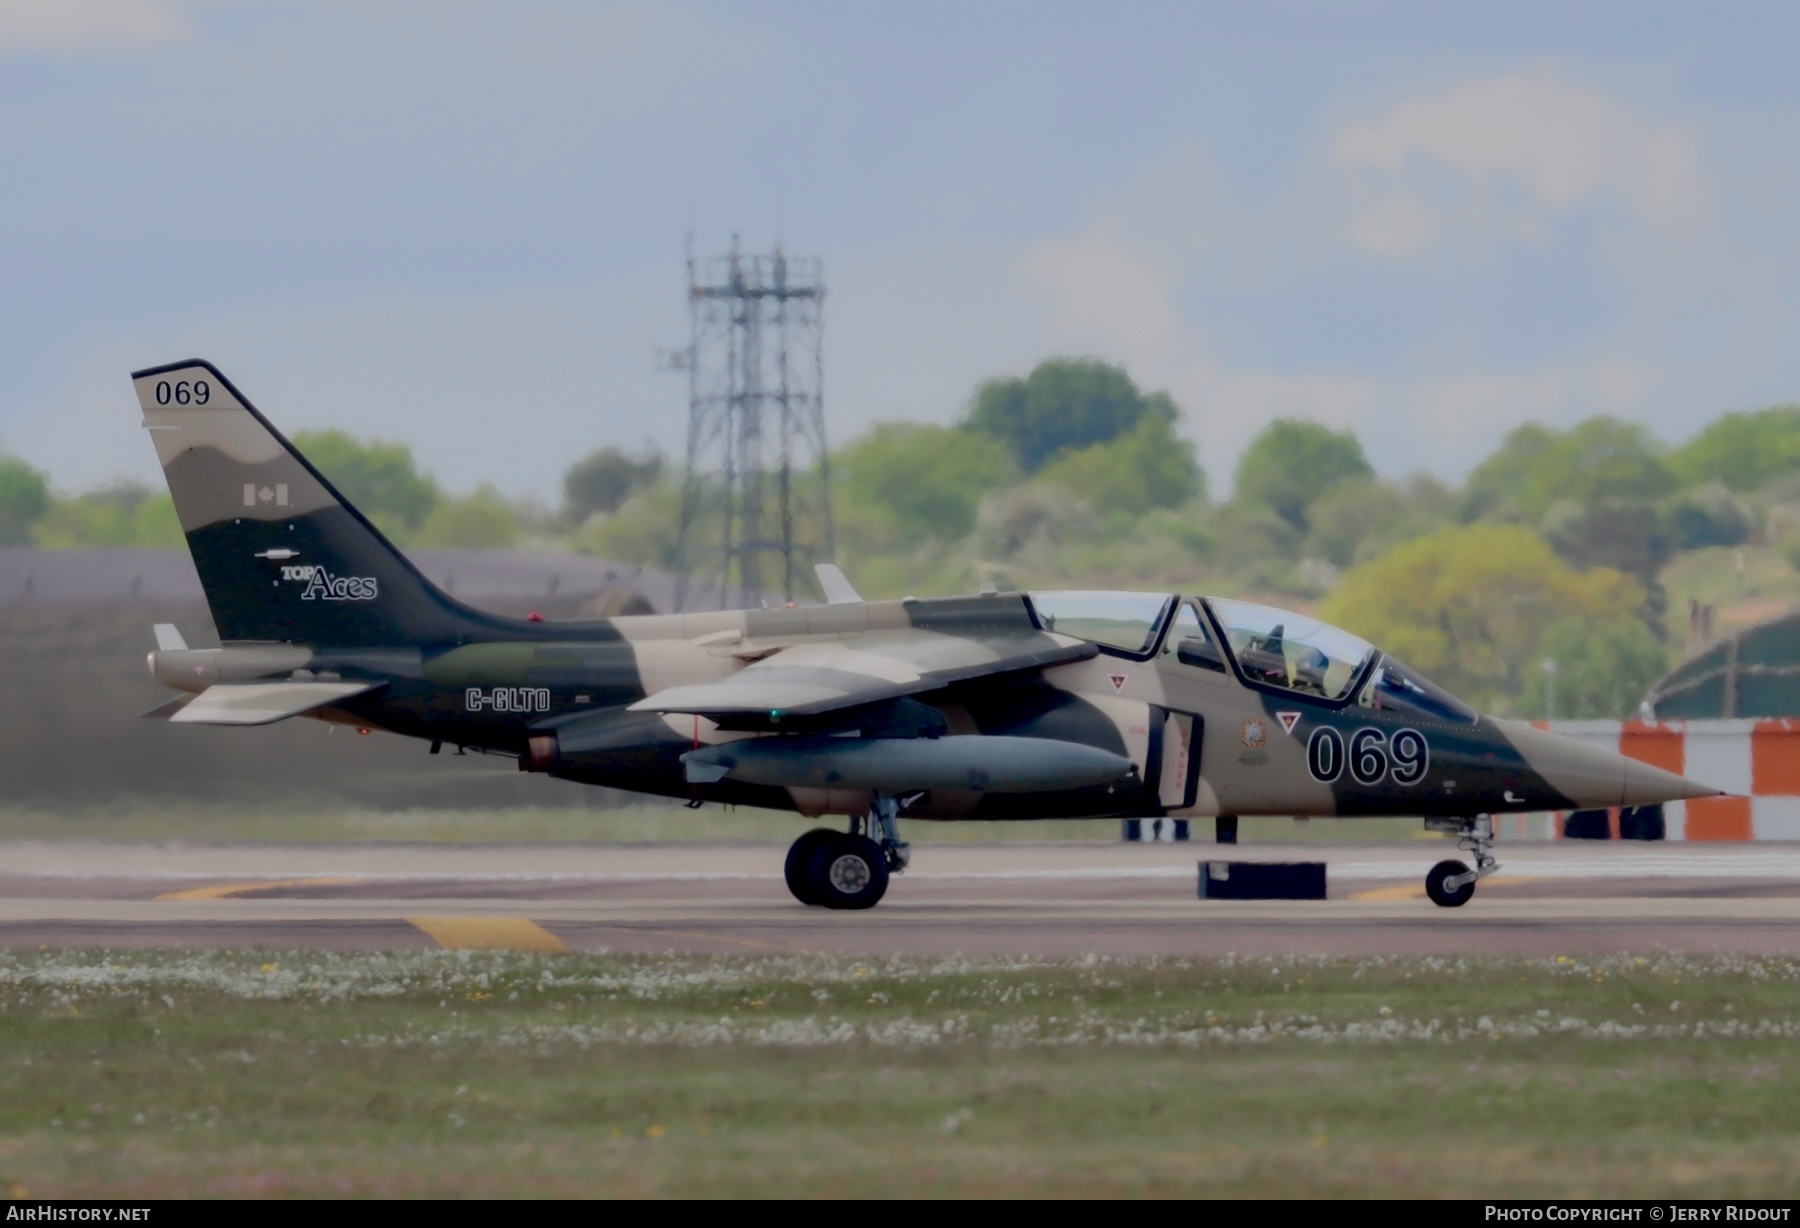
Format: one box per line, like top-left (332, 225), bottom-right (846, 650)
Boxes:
top-left (133, 360), bottom-right (512, 647)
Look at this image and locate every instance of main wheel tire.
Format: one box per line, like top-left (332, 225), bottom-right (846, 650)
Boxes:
top-left (1425, 858), bottom-right (1476, 908)
top-left (807, 834), bottom-right (891, 910)
top-left (784, 828), bottom-right (844, 906)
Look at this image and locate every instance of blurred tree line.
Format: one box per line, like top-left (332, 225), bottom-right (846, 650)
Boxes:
top-left (4, 358), bottom-right (1797, 720)
top-left (0, 428), bottom-right (620, 552)
top-left (537, 359), bottom-right (1799, 719)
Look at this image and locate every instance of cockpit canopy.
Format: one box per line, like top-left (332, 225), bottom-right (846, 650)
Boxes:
top-left (1027, 590), bottom-right (1171, 655)
top-left (1205, 598), bottom-right (1371, 701)
top-left (1360, 658), bottom-right (1477, 724)
top-left (1027, 590), bottom-right (1476, 723)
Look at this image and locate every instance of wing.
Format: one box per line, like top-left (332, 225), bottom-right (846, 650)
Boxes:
top-left (166, 680), bottom-right (384, 726)
top-left (628, 628), bottom-right (1096, 720)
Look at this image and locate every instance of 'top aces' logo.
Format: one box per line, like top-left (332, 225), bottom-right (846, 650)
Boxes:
top-left (279, 564), bottom-right (378, 601)
top-left (304, 570), bottom-right (377, 601)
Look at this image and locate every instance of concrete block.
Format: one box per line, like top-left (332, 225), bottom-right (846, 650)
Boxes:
top-left (1199, 860), bottom-right (1326, 900)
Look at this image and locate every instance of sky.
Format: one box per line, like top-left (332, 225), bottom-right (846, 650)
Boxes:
top-left (0, 0), bottom-right (1795, 499)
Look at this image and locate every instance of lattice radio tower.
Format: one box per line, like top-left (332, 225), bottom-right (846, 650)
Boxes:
top-left (674, 238), bottom-right (833, 609)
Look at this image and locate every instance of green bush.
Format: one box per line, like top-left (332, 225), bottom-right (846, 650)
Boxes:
top-left (1035, 413), bottom-right (1202, 517)
top-left (292, 429), bottom-right (438, 535)
top-left (967, 358), bottom-right (1182, 474)
top-left (1520, 614), bottom-right (1672, 719)
top-left (0, 455), bottom-right (50, 545)
top-left (1463, 418), bottom-right (1671, 522)
top-left (1233, 420), bottom-right (1372, 531)
top-left (836, 423), bottom-right (1015, 543)
top-left (411, 486), bottom-right (521, 550)
top-left (1668, 404), bottom-right (1800, 492)
top-left (32, 486), bottom-right (183, 549)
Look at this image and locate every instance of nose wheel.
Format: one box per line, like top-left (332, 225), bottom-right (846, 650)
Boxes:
top-left (783, 796), bottom-right (911, 910)
top-left (1422, 815), bottom-right (1497, 907)
top-left (1425, 859), bottom-right (1476, 907)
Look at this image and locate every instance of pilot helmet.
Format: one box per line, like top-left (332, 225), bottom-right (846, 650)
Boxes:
top-left (1295, 646), bottom-right (1329, 684)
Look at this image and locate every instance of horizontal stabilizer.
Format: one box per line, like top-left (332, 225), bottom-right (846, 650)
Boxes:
top-left (168, 680), bottom-right (384, 726)
top-left (153, 623), bottom-right (188, 651)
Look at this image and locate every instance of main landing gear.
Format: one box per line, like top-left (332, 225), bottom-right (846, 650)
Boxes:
top-left (1422, 815), bottom-right (1498, 908)
top-left (784, 796), bottom-right (913, 910)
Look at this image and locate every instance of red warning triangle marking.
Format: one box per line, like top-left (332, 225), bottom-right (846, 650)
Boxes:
top-left (1109, 673), bottom-right (1128, 691)
top-left (1276, 711), bottom-right (1302, 735)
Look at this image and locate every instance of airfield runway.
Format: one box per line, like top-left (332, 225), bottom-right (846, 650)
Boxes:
top-left (3, 840), bottom-right (1800, 956)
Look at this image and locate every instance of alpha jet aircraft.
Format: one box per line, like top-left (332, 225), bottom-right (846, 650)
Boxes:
top-left (135, 360), bottom-right (1720, 910)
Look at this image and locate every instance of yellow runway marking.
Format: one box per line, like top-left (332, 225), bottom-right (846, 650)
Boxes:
top-left (156, 877), bottom-right (364, 901)
top-left (1348, 877), bottom-right (1538, 902)
top-left (1348, 883), bottom-right (1427, 901)
top-left (408, 916), bottom-right (568, 952)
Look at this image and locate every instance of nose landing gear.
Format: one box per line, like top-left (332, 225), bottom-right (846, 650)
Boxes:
top-left (783, 796), bottom-right (912, 910)
top-left (1422, 815), bottom-right (1498, 908)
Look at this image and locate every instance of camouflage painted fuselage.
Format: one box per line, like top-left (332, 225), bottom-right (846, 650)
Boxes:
top-left (137, 359), bottom-right (1711, 822)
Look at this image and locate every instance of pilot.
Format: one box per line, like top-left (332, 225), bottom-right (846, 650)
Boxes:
top-left (1244, 624), bottom-right (1290, 686)
top-left (1291, 646), bottom-right (1331, 696)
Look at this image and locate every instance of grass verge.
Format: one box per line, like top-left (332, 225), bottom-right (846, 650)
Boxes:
top-left (2, 950), bottom-right (1796, 1197)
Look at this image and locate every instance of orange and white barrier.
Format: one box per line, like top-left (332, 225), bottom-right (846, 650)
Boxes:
top-left (1538, 720), bottom-right (1800, 841)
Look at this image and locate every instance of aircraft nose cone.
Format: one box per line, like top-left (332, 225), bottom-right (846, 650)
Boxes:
top-left (1501, 721), bottom-right (1723, 808)
top-left (1622, 756), bottom-right (1725, 806)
